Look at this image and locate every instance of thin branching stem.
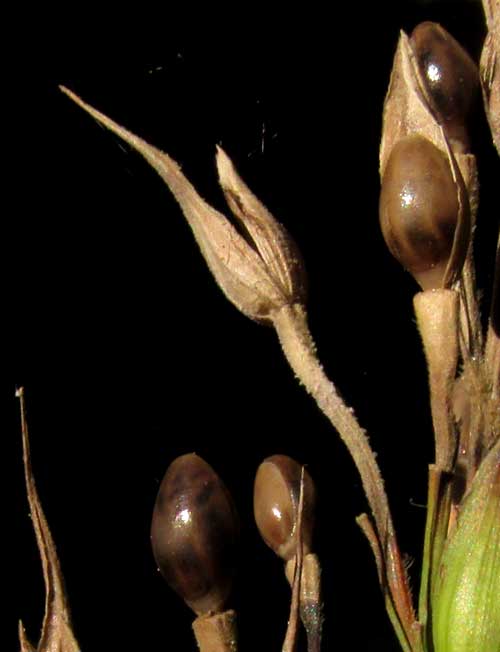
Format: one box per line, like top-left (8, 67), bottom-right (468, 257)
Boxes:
top-left (272, 303), bottom-right (418, 645)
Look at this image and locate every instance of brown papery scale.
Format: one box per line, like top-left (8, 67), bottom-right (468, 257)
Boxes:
top-left (411, 21), bottom-right (479, 147)
top-left (379, 135), bottom-right (464, 291)
top-left (150, 453), bottom-right (239, 616)
top-left (254, 455), bottom-right (316, 561)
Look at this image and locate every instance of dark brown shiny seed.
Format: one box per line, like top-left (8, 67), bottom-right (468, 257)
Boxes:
top-left (411, 21), bottom-right (478, 143)
top-left (253, 454), bottom-right (316, 561)
top-left (150, 453), bottom-right (239, 615)
top-left (379, 135), bottom-right (460, 290)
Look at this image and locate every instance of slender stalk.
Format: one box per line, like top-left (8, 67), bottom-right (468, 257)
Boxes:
top-left (413, 290), bottom-right (460, 472)
top-left (357, 514), bottom-right (414, 652)
top-left (285, 554), bottom-right (323, 652)
top-left (458, 254), bottom-right (483, 361)
top-left (485, 232), bottom-right (500, 403)
top-left (272, 303), bottom-right (417, 643)
top-left (417, 467), bottom-right (439, 642)
top-left (417, 465), bottom-right (455, 652)
top-left (192, 610), bottom-right (238, 652)
top-left (282, 467), bottom-right (305, 652)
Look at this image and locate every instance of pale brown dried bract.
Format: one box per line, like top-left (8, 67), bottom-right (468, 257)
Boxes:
top-left (18, 388), bottom-right (80, 652)
top-left (18, 622), bottom-right (36, 652)
top-left (380, 30), bottom-right (444, 176)
top-left (480, 0), bottom-right (500, 156)
top-left (60, 87), bottom-right (307, 325)
top-left (216, 147), bottom-right (307, 308)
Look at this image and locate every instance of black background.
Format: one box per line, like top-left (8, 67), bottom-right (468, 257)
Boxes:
top-left (7, 2), bottom-right (498, 651)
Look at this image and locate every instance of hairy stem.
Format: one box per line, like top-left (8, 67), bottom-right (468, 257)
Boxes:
top-left (272, 303), bottom-right (417, 642)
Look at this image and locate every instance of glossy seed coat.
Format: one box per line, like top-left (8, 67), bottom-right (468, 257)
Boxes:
top-left (150, 453), bottom-right (239, 615)
top-left (254, 455), bottom-right (316, 561)
top-left (379, 135), bottom-right (460, 290)
top-left (411, 21), bottom-right (479, 146)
